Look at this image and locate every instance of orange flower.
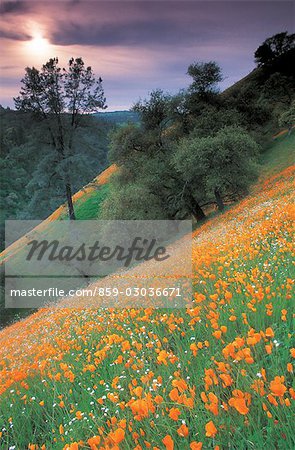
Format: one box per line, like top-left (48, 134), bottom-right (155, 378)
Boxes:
top-left (87, 435), bottom-right (101, 450)
top-left (190, 342), bottom-right (198, 356)
top-left (129, 395), bottom-right (155, 420)
top-left (169, 407), bottom-right (181, 421)
top-left (265, 345), bottom-right (272, 355)
top-left (75, 411), bottom-right (83, 420)
top-left (109, 428), bottom-right (125, 444)
top-left (63, 444), bottom-right (79, 450)
top-left (205, 420), bottom-right (217, 438)
top-left (190, 443), bottom-right (203, 450)
top-left (219, 373), bottom-right (233, 387)
top-left (228, 390), bottom-right (251, 415)
top-left (269, 376), bottom-right (287, 397)
top-left (172, 378), bottom-right (188, 392)
top-left (154, 395), bottom-right (163, 404)
top-left (162, 435), bottom-right (174, 450)
top-left (267, 394), bottom-right (278, 406)
top-left (169, 388), bottom-right (180, 402)
top-left (134, 386), bottom-right (143, 398)
top-left (265, 327), bottom-right (274, 338)
top-left (203, 391), bottom-right (219, 416)
top-left (213, 330), bottom-right (222, 339)
top-left (157, 350), bottom-right (168, 365)
top-left (177, 424), bottom-right (189, 437)
top-left (224, 291), bottom-right (232, 301)
top-left (287, 363), bottom-right (293, 373)
top-left (195, 293), bottom-right (206, 303)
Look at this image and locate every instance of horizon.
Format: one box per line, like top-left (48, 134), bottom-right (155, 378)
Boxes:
top-left (0, 1), bottom-right (294, 110)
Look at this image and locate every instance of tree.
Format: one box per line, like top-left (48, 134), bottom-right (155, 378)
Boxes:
top-left (187, 61), bottom-right (222, 97)
top-left (254, 32), bottom-right (295, 67)
top-left (14, 57), bottom-right (106, 219)
top-left (132, 89), bottom-right (171, 131)
top-left (189, 105), bottom-right (242, 137)
top-left (279, 101), bottom-right (295, 135)
top-left (100, 174), bottom-right (165, 220)
top-left (105, 91), bottom-right (207, 222)
top-left (174, 126), bottom-right (260, 211)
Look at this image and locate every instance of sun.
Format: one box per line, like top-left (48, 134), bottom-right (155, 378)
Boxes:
top-left (28, 34), bottom-right (50, 54)
top-left (27, 33), bottom-right (51, 55)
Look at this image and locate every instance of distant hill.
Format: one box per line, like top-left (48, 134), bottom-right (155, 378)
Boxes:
top-left (93, 110), bottom-right (140, 125)
top-left (221, 68), bottom-right (262, 98)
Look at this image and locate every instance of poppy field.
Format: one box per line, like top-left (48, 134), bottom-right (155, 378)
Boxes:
top-left (0, 148), bottom-right (294, 449)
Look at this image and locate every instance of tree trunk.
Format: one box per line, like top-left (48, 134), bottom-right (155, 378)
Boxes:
top-left (189, 195), bottom-right (206, 221)
top-left (214, 188), bottom-right (224, 211)
top-left (65, 182), bottom-right (76, 220)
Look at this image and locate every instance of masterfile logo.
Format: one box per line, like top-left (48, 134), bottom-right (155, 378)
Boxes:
top-left (5, 220), bottom-right (192, 309)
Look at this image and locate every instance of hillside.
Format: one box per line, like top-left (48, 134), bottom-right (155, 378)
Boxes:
top-left (93, 110), bottom-right (140, 126)
top-left (0, 164), bottom-right (116, 265)
top-left (1, 130), bottom-right (293, 267)
top-left (0, 132), bottom-right (294, 449)
top-left (0, 164), bottom-right (117, 329)
top-left (221, 68), bottom-right (262, 98)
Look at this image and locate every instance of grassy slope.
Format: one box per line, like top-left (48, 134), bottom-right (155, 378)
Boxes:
top-left (2, 130), bottom-right (293, 264)
top-left (260, 130), bottom-right (295, 177)
top-left (59, 184), bottom-right (109, 220)
top-left (0, 165), bottom-right (116, 264)
top-left (0, 134), bottom-right (294, 449)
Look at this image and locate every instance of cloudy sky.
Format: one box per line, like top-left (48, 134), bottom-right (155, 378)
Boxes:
top-left (0, 0), bottom-right (294, 110)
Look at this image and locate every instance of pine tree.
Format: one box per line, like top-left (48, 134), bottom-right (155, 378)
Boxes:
top-left (14, 57), bottom-right (107, 219)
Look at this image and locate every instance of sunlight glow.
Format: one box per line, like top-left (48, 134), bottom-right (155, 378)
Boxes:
top-left (27, 33), bottom-right (51, 56)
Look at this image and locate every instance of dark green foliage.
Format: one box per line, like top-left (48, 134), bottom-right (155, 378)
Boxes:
top-left (133, 89), bottom-right (171, 130)
top-left (279, 101), bottom-right (295, 134)
top-left (224, 80), bottom-right (273, 139)
top-left (103, 122), bottom-right (176, 220)
top-left (222, 32), bottom-right (295, 137)
top-left (254, 32), bottom-right (295, 67)
top-left (102, 40), bottom-right (293, 223)
top-left (174, 126), bottom-right (260, 209)
top-left (108, 123), bottom-right (146, 164)
top-left (223, 46), bottom-right (295, 141)
top-left (187, 61), bottom-right (222, 95)
top-left (261, 73), bottom-right (295, 109)
top-left (102, 90), bottom-right (207, 222)
top-left (185, 62), bottom-right (223, 114)
top-left (188, 105), bottom-right (242, 137)
top-left (100, 175), bottom-right (165, 220)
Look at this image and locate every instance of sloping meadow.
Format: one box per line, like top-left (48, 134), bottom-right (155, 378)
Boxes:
top-left (0, 165), bottom-right (294, 449)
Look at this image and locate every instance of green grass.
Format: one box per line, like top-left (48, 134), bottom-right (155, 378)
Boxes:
top-left (60, 185), bottom-right (109, 220)
top-left (260, 131), bottom-right (295, 177)
top-left (75, 185), bottom-right (109, 220)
